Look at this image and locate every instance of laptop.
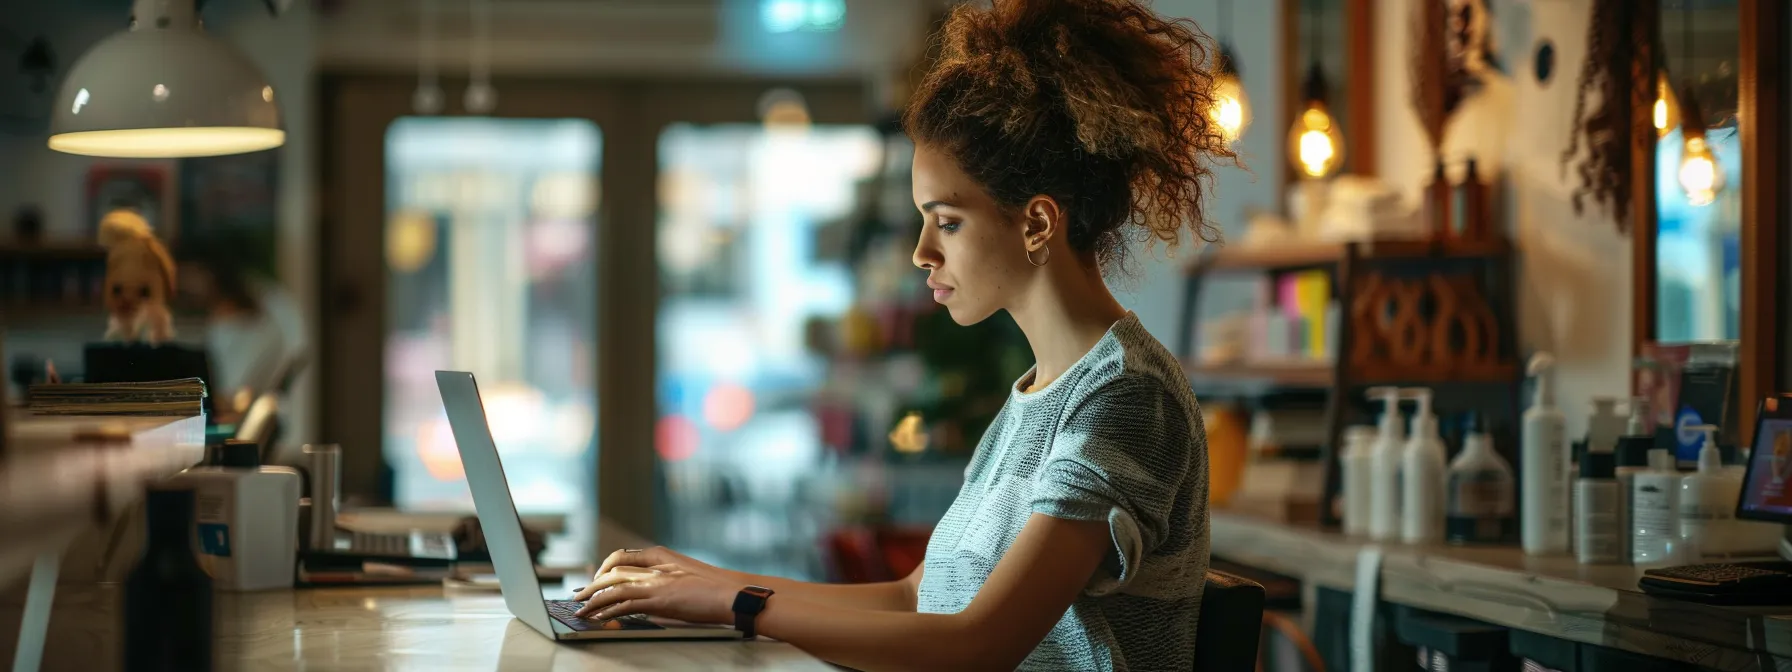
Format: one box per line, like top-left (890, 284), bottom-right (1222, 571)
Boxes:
top-left (435, 370), bottom-right (742, 641)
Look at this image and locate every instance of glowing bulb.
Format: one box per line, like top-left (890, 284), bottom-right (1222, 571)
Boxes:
top-left (1652, 72), bottom-right (1681, 138)
top-left (1678, 134), bottom-right (1722, 207)
top-left (1287, 103), bottom-right (1344, 178)
top-left (1208, 72), bottom-right (1250, 144)
top-left (888, 412), bottom-right (929, 454)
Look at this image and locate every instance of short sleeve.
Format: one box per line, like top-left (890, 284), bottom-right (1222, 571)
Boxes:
top-left (1030, 375), bottom-right (1194, 596)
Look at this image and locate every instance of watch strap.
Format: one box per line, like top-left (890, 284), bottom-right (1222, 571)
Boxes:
top-left (732, 586), bottom-right (774, 639)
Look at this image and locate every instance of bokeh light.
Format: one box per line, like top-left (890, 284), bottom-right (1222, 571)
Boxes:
top-left (703, 382), bottom-right (757, 431)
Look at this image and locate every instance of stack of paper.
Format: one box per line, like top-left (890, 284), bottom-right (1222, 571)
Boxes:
top-left (26, 378), bottom-right (208, 416)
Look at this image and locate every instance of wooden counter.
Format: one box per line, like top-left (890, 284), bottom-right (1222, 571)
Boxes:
top-left (0, 413), bottom-right (206, 586)
top-left (0, 584), bottom-right (831, 671)
top-left (1211, 510), bottom-right (1792, 671)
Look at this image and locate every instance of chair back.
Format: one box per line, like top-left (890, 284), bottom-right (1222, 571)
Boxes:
top-left (1193, 569), bottom-right (1266, 672)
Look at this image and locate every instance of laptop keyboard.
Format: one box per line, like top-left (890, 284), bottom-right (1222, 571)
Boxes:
top-left (544, 600), bottom-right (664, 632)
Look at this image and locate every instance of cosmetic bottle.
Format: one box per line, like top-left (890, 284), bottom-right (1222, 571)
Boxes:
top-left (1521, 353), bottom-right (1570, 555)
top-left (1402, 388), bottom-right (1447, 545)
top-left (1446, 416), bottom-right (1513, 545)
top-left (1340, 425), bottom-right (1378, 537)
top-left (1367, 387), bottom-right (1408, 542)
top-left (1575, 447), bottom-right (1624, 564)
top-left (1631, 448), bottom-right (1682, 565)
top-left (1678, 424), bottom-right (1740, 559)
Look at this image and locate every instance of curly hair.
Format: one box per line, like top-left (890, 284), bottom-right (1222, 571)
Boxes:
top-left (902, 0), bottom-right (1236, 272)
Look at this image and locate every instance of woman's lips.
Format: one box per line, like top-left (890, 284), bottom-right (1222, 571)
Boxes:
top-left (932, 289), bottom-right (953, 302)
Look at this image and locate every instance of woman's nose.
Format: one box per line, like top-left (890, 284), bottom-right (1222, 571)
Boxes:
top-left (912, 228), bottom-right (941, 270)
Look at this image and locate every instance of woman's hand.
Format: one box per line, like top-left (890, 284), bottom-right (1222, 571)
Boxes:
top-left (569, 565), bottom-right (738, 624)
top-left (592, 546), bottom-right (724, 579)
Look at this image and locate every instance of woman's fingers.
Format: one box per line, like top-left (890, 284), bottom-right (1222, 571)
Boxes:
top-left (570, 566), bottom-right (657, 601)
top-left (574, 581), bottom-right (653, 618)
top-left (597, 546), bottom-right (669, 575)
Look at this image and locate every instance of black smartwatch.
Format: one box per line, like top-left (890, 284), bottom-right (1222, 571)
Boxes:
top-left (732, 586), bottom-right (775, 640)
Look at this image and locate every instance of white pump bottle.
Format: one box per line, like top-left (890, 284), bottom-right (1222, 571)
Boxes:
top-left (1366, 386), bottom-right (1407, 541)
top-left (1401, 388), bottom-right (1447, 544)
top-left (1521, 352), bottom-right (1571, 555)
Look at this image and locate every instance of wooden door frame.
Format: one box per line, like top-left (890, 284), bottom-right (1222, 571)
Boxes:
top-left (1278, 0), bottom-right (1378, 200)
top-left (318, 74), bottom-right (868, 545)
top-left (1628, 0), bottom-right (1784, 445)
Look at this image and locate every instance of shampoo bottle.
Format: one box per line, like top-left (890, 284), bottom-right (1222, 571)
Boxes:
top-left (1631, 448), bottom-right (1682, 565)
top-left (1575, 448), bottom-right (1624, 564)
top-left (1367, 387), bottom-right (1408, 541)
top-left (1522, 353), bottom-right (1571, 555)
top-left (1402, 388), bottom-right (1447, 544)
top-left (1446, 416), bottom-right (1514, 544)
top-left (1679, 424), bottom-right (1740, 559)
top-left (1340, 425), bottom-right (1378, 537)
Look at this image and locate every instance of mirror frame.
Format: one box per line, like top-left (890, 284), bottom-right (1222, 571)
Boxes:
top-left (1630, 0), bottom-right (1785, 444)
top-left (1278, 0), bottom-right (1378, 195)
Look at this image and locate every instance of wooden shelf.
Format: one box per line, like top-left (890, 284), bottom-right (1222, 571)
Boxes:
top-left (0, 243), bottom-right (107, 261)
top-left (1188, 238), bottom-right (1512, 275)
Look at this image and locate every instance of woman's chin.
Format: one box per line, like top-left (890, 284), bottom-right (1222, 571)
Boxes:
top-left (944, 304), bottom-right (996, 326)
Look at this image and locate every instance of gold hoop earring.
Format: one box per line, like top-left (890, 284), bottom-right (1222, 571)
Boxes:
top-left (1026, 245), bottom-right (1050, 267)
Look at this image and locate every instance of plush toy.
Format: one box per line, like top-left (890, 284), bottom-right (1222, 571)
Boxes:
top-left (98, 209), bottom-right (176, 344)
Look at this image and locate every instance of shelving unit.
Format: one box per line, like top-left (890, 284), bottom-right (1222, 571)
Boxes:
top-left (1179, 236), bottom-right (1523, 528)
top-left (0, 242), bottom-right (110, 325)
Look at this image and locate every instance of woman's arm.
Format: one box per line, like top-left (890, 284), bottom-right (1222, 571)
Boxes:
top-left (579, 547), bottom-right (924, 612)
top-left (580, 514), bottom-right (1108, 672)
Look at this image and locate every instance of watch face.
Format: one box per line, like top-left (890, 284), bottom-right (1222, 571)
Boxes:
top-left (744, 585), bottom-right (774, 597)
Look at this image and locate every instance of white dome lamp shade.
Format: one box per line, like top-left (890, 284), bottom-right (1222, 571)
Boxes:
top-left (48, 0), bottom-right (283, 158)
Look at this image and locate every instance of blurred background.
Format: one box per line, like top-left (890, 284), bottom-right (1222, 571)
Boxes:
top-left (0, 0), bottom-right (1762, 586)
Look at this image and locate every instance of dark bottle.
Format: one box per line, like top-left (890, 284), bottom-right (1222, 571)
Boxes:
top-left (124, 485), bottom-right (212, 672)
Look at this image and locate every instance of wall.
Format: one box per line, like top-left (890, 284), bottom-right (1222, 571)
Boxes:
top-left (1121, 0), bottom-right (1284, 344)
top-left (1375, 0), bottom-right (1634, 440)
top-left (0, 0), bottom-right (317, 444)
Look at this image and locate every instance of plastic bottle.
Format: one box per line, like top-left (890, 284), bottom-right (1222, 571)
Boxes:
top-left (1631, 448), bottom-right (1682, 565)
top-left (1575, 447), bottom-right (1624, 564)
top-left (124, 485), bottom-right (212, 672)
top-left (1588, 397), bottom-right (1625, 455)
top-left (1679, 424), bottom-right (1740, 559)
top-left (1367, 387), bottom-right (1408, 541)
top-left (1521, 353), bottom-right (1571, 555)
top-left (1446, 416), bottom-right (1514, 544)
top-left (1402, 388), bottom-right (1447, 544)
top-left (166, 440), bottom-right (301, 591)
top-left (1340, 425), bottom-right (1379, 537)
top-left (1614, 434), bottom-right (1653, 563)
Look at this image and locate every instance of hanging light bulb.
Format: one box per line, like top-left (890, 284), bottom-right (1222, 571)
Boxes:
top-left (1209, 45), bottom-right (1250, 144)
top-left (1676, 85), bottom-right (1722, 206)
top-left (1287, 62), bottom-right (1344, 179)
top-left (1651, 70), bottom-right (1680, 137)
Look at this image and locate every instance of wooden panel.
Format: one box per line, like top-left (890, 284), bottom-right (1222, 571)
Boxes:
top-left (1344, 0), bottom-right (1376, 176)
top-left (1739, 0), bottom-right (1785, 445)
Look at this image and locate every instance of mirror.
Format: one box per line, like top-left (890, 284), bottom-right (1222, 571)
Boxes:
top-left (1282, 0), bottom-right (1374, 184)
top-left (1653, 0), bottom-right (1741, 343)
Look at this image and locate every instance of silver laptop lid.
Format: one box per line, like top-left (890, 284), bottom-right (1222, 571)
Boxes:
top-left (435, 370), bottom-right (559, 636)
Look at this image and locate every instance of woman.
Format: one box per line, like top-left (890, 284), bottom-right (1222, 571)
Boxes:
top-left (174, 232), bottom-right (307, 419)
top-left (573, 0), bottom-right (1232, 668)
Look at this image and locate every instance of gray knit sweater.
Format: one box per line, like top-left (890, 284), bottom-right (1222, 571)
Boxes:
top-left (916, 313), bottom-right (1210, 671)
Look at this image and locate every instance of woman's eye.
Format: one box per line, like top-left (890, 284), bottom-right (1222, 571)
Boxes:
top-left (937, 220), bottom-right (961, 234)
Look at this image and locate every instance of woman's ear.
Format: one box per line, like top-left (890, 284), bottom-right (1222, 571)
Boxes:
top-left (1021, 195), bottom-right (1064, 252)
